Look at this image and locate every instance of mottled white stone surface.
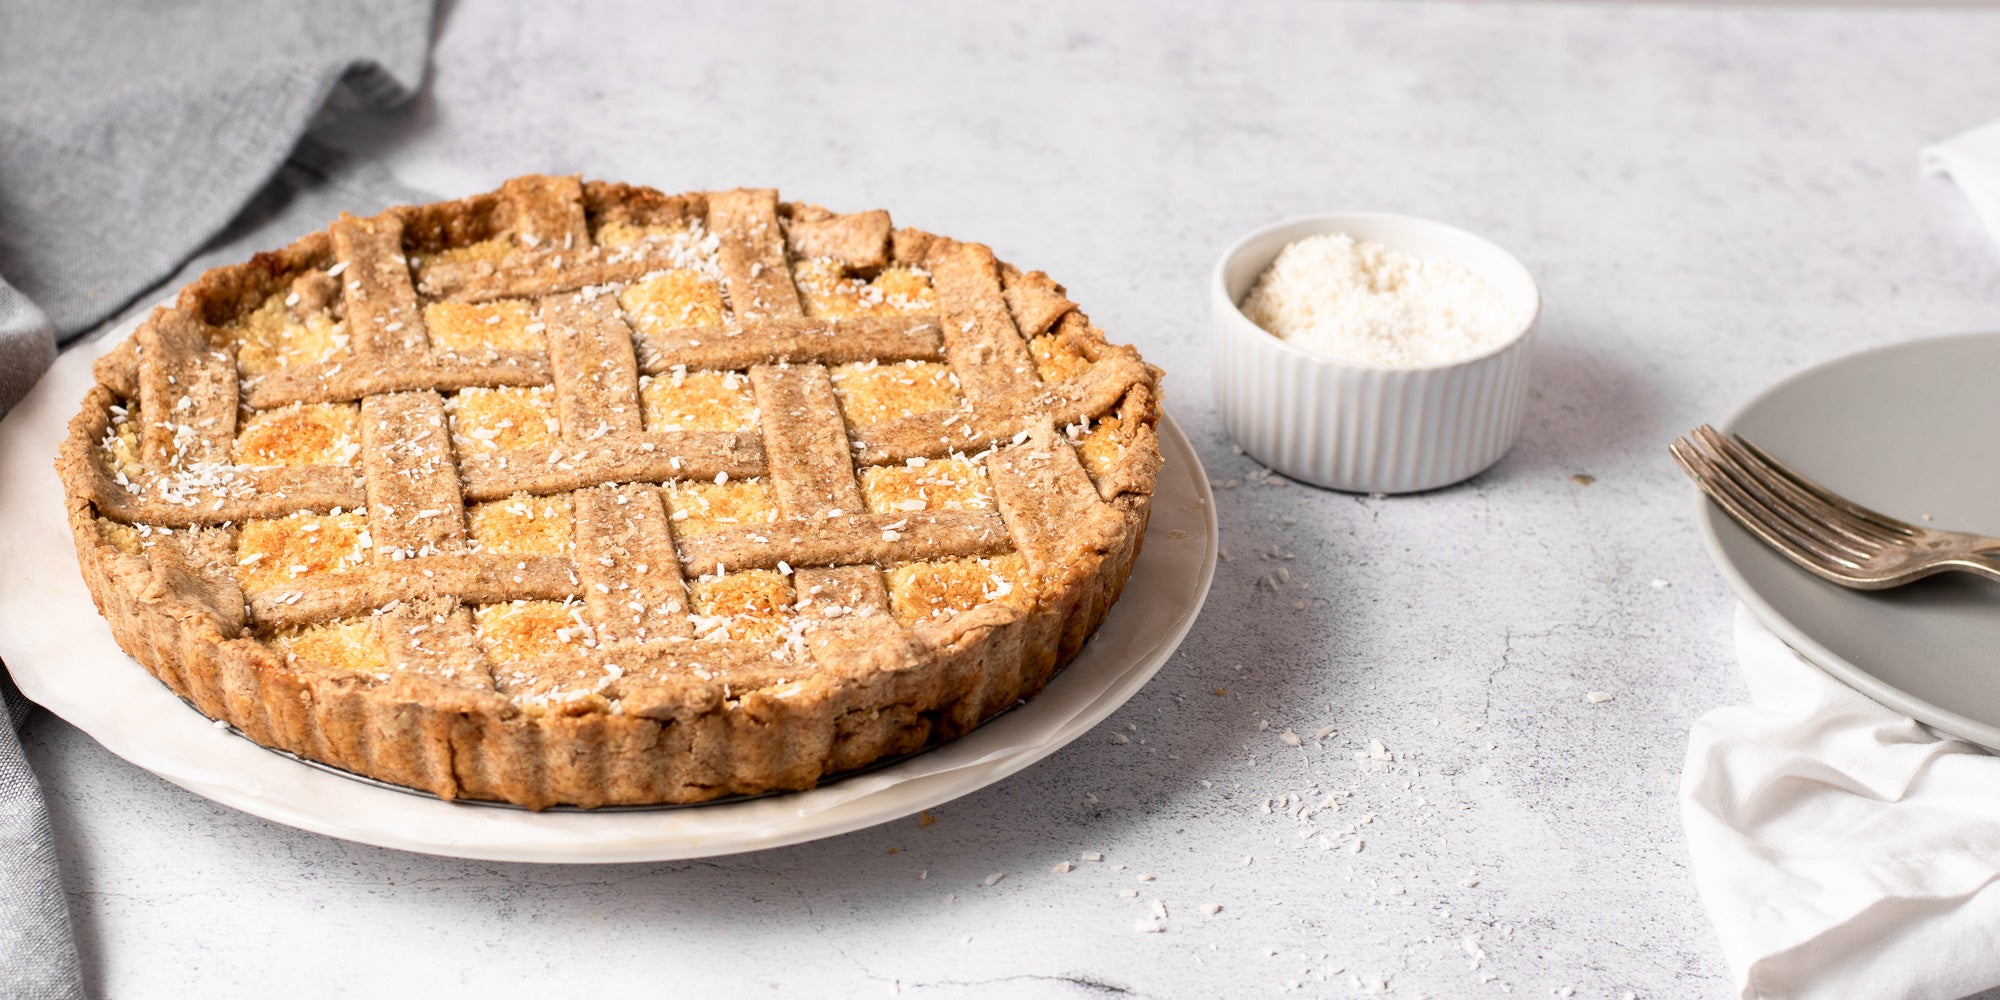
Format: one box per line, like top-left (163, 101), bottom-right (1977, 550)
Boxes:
top-left (24, 1), bottom-right (2000, 996)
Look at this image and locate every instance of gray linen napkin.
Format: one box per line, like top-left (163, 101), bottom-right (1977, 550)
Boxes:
top-left (0, 3), bottom-right (434, 995)
top-left (0, 680), bottom-right (77, 1000)
top-left (0, 0), bottom-right (434, 412)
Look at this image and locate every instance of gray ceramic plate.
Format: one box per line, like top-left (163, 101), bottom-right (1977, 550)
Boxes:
top-left (1699, 332), bottom-right (2000, 750)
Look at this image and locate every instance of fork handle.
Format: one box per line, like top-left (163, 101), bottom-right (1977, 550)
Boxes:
top-left (1935, 542), bottom-right (2000, 584)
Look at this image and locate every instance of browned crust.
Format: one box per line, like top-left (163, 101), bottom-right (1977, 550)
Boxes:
top-left (55, 178), bottom-right (1163, 809)
top-left (175, 232), bottom-right (337, 329)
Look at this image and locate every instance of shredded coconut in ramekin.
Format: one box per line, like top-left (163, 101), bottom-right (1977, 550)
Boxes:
top-left (1240, 233), bottom-right (1515, 366)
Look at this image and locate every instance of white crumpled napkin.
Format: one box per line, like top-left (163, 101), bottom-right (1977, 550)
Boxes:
top-left (1678, 121), bottom-right (2000, 1000)
top-left (1924, 118), bottom-right (2000, 252)
top-left (1682, 608), bottom-right (2000, 1000)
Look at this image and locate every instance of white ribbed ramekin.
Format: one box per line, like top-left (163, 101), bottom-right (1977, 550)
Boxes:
top-left (1211, 213), bottom-right (1540, 494)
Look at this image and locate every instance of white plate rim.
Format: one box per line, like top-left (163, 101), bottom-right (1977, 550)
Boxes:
top-left (1694, 331), bottom-right (2000, 749)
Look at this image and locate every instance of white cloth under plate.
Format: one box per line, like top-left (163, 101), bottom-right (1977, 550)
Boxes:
top-left (1682, 607), bottom-right (2000, 1000)
top-left (1924, 119), bottom-right (2000, 253)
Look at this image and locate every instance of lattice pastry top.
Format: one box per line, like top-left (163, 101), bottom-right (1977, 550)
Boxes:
top-left (58, 176), bottom-right (1162, 808)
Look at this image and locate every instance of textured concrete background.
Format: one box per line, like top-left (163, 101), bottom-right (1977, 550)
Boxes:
top-left (23, 1), bottom-right (2000, 996)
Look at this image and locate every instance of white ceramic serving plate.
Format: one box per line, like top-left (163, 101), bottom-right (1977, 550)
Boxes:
top-left (1698, 332), bottom-right (2000, 750)
top-left (1211, 212), bottom-right (1540, 493)
top-left (0, 308), bottom-right (1217, 863)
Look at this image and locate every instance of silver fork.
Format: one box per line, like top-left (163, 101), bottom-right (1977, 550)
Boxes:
top-left (1669, 424), bottom-right (2000, 589)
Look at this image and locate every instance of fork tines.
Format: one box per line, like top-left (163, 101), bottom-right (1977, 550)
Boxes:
top-left (1670, 424), bottom-right (1916, 585)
